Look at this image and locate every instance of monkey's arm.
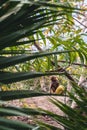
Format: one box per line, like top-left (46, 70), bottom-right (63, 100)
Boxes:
top-left (50, 88), bottom-right (54, 94)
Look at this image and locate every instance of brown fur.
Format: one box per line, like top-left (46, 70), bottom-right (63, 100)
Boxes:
top-left (50, 76), bottom-right (59, 93)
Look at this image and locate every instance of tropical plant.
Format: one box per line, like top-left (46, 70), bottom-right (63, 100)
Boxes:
top-left (36, 82), bottom-right (87, 130)
top-left (0, 0), bottom-right (87, 129)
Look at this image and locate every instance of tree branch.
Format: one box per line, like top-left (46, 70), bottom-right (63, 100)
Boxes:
top-left (58, 60), bottom-right (87, 68)
top-left (34, 41), bottom-right (76, 82)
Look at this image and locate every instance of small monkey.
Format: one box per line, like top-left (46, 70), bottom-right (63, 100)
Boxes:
top-left (50, 76), bottom-right (59, 93)
top-left (50, 76), bottom-right (64, 94)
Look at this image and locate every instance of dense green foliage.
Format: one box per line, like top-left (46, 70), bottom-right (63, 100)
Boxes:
top-left (0, 0), bottom-right (87, 129)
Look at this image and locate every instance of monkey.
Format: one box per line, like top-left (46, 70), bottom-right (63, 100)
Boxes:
top-left (50, 76), bottom-right (64, 94)
top-left (50, 76), bottom-right (59, 93)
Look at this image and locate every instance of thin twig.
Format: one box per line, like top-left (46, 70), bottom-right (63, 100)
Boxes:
top-left (74, 17), bottom-right (87, 28)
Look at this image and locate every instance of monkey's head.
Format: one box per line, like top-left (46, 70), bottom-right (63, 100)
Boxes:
top-left (51, 76), bottom-right (58, 82)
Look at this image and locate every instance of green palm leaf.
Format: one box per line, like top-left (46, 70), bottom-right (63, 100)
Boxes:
top-left (0, 0), bottom-right (87, 130)
top-left (0, 50), bottom-right (75, 69)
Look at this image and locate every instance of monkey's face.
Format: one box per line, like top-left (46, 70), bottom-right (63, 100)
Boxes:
top-left (51, 76), bottom-right (57, 82)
